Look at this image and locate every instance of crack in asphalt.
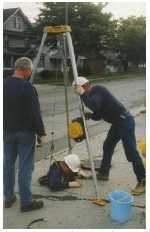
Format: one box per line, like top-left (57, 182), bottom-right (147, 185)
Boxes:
top-left (32, 193), bottom-right (90, 201)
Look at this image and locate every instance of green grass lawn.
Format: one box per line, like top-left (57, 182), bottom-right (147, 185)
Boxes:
top-left (35, 71), bottom-right (145, 85)
top-left (87, 71), bottom-right (145, 81)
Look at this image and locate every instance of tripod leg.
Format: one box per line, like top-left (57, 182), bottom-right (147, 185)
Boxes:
top-left (30, 32), bottom-right (48, 84)
top-left (66, 32), bottom-right (99, 197)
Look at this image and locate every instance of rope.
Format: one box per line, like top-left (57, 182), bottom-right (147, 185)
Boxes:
top-left (27, 218), bottom-right (45, 229)
top-left (49, 37), bottom-right (60, 164)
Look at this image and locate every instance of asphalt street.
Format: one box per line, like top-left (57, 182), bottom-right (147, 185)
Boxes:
top-left (35, 76), bottom-right (145, 161)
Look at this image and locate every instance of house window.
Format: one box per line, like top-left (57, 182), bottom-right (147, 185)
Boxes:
top-left (4, 55), bottom-right (11, 68)
top-left (14, 16), bottom-right (21, 30)
top-left (9, 39), bottom-right (25, 48)
top-left (51, 59), bottom-right (61, 71)
top-left (39, 55), bottom-right (45, 67)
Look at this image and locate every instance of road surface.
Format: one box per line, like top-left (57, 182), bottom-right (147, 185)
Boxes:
top-left (35, 76), bottom-right (145, 161)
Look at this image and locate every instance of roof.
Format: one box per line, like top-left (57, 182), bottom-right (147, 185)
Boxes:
top-left (3, 8), bottom-right (18, 23)
top-left (3, 7), bottom-right (32, 27)
top-left (48, 50), bottom-right (87, 60)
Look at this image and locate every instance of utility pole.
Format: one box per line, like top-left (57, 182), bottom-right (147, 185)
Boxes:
top-left (65, 2), bottom-right (69, 24)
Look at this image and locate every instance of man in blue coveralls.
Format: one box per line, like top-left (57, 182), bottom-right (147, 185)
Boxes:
top-left (3, 57), bottom-right (46, 212)
top-left (73, 76), bottom-right (145, 195)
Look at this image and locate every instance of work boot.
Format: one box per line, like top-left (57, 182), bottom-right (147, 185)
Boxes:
top-left (131, 179), bottom-right (145, 196)
top-left (4, 195), bottom-right (17, 208)
top-left (21, 200), bottom-right (44, 212)
top-left (97, 170), bottom-right (109, 181)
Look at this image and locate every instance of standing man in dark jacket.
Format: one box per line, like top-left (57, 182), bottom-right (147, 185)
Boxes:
top-left (3, 57), bottom-right (46, 212)
top-left (73, 76), bottom-right (145, 195)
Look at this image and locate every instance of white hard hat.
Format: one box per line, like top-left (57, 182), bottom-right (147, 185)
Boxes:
top-left (64, 154), bottom-right (80, 172)
top-left (72, 76), bottom-right (89, 87)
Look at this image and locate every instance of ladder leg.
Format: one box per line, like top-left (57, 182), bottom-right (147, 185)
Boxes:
top-left (66, 32), bottom-right (99, 197)
top-left (30, 32), bottom-right (48, 84)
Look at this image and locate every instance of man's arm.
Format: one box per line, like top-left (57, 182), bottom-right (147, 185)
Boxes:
top-left (68, 181), bottom-right (81, 188)
top-left (81, 92), bottom-right (102, 121)
top-left (24, 82), bottom-right (46, 136)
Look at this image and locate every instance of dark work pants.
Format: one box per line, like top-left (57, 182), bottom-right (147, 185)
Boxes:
top-left (100, 113), bottom-right (145, 182)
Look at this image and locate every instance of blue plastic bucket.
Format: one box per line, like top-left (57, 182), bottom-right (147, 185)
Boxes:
top-left (108, 191), bottom-right (134, 223)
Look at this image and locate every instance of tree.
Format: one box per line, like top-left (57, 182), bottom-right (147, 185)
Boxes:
top-left (35, 2), bottom-right (116, 58)
top-left (115, 16), bottom-right (146, 70)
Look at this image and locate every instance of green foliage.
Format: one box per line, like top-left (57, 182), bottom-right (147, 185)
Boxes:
top-left (35, 2), bottom-right (115, 58)
top-left (116, 16), bottom-right (146, 67)
top-left (35, 3), bottom-right (146, 71)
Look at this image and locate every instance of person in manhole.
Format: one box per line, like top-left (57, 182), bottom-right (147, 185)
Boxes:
top-left (38, 154), bottom-right (91, 191)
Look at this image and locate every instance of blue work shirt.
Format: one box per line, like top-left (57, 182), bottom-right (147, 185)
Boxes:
top-left (3, 76), bottom-right (45, 136)
top-left (81, 85), bottom-right (127, 124)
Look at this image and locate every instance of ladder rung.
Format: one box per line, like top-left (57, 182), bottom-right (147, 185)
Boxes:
top-left (43, 25), bottom-right (71, 33)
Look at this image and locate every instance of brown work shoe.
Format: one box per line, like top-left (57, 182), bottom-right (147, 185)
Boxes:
top-left (131, 179), bottom-right (145, 196)
top-left (21, 200), bottom-right (44, 212)
top-left (97, 171), bottom-right (109, 181)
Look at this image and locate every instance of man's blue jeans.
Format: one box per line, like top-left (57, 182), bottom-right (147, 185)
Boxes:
top-left (3, 131), bottom-right (36, 206)
top-left (100, 113), bottom-right (145, 182)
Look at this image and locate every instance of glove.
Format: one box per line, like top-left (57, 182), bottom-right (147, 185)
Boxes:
top-left (73, 85), bottom-right (85, 95)
top-left (77, 169), bottom-right (92, 179)
top-left (69, 181), bottom-right (81, 188)
top-left (84, 112), bottom-right (92, 120)
top-left (37, 134), bottom-right (47, 146)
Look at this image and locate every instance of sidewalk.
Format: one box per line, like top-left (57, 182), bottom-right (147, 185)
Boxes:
top-left (3, 112), bottom-right (146, 229)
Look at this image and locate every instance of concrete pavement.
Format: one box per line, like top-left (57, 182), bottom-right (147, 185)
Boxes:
top-left (3, 112), bottom-right (146, 229)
